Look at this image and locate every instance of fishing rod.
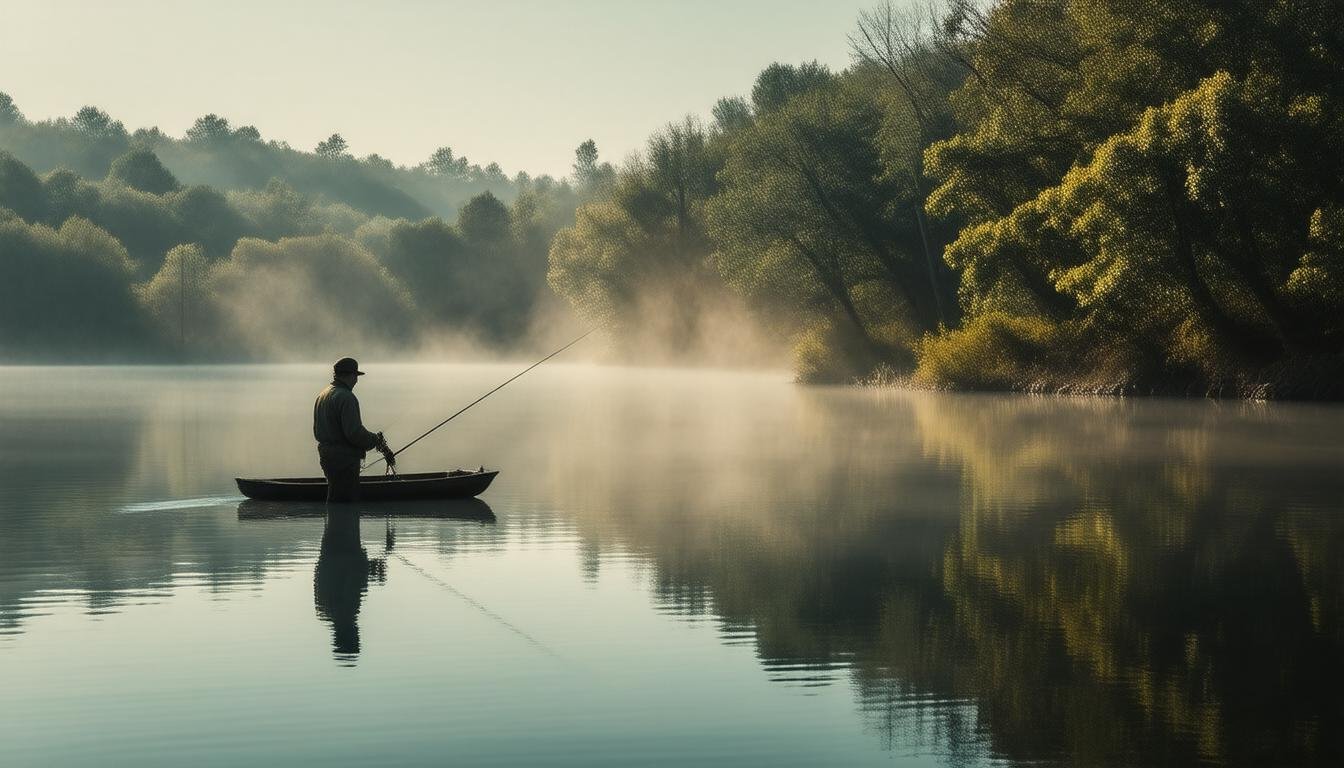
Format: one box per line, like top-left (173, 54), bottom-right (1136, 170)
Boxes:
top-left (364, 327), bottom-right (597, 470)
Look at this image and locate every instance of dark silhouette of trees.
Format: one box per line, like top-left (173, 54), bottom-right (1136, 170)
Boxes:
top-left (72, 106), bottom-right (125, 138)
top-left (0, 142), bottom-right (577, 360)
top-left (185, 114), bottom-right (232, 143)
top-left (108, 149), bottom-right (181, 195)
top-left (0, 92), bottom-right (22, 125)
top-left (314, 133), bottom-right (349, 159)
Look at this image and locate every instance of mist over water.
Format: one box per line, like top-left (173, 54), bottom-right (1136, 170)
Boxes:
top-left (1, 365), bottom-right (1342, 766)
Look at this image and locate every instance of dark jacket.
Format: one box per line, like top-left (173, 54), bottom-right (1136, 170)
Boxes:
top-left (313, 380), bottom-right (379, 468)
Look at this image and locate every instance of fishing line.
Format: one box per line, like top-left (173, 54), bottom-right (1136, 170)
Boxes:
top-left (390, 549), bottom-right (564, 660)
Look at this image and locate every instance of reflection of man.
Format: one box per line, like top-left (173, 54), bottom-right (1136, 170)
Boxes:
top-left (312, 357), bottom-right (395, 503)
top-left (313, 509), bottom-right (383, 659)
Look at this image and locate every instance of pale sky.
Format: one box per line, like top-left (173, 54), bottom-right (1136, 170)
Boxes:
top-left (0, 0), bottom-right (867, 177)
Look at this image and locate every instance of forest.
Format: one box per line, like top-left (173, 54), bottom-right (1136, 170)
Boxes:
top-left (0, 97), bottom-right (583, 360)
top-left (1, 0), bottom-right (1341, 397)
top-left (548, 0), bottom-right (1343, 397)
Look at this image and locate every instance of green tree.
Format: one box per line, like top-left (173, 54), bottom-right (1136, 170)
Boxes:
top-left (135, 243), bottom-right (214, 354)
top-left (72, 106), bottom-right (126, 138)
top-left (363, 153), bottom-right (395, 171)
top-left (209, 234), bottom-right (414, 357)
top-left (426, 146), bottom-right (456, 176)
top-left (357, 216), bottom-right (465, 323)
top-left (108, 149), bottom-right (182, 195)
top-left (572, 139), bottom-right (598, 185)
top-left (315, 133), bottom-right (350, 159)
top-left (750, 61), bottom-right (834, 114)
top-left (917, 0), bottom-right (1344, 392)
top-left (852, 1), bottom-right (967, 326)
top-left (425, 145), bottom-right (470, 179)
top-left (170, 185), bottom-right (250, 260)
top-left (643, 117), bottom-right (718, 263)
top-left (0, 151), bottom-right (47, 222)
top-left (42, 168), bottom-right (100, 225)
top-left (457, 191), bottom-right (510, 244)
top-left (0, 216), bottom-right (148, 357)
top-left (708, 78), bottom-right (943, 376)
top-left (186, 114), bottom-right (232, 143)
top-left (550, 117), bottom-right (730, 353)
top-left (571, 139), bottom-right (614, 196)
top-left (711, 96), bottom-right (753, 134)
top-left (549, 201), bottom-right (665, 329)
top-left (0, 92), bottom-right (23, 125)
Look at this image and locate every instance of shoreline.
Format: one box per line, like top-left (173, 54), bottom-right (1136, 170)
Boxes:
top-left (858, 363), bottom-right (1344, 402)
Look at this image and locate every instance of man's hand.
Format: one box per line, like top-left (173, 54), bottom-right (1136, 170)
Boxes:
top-left (375, 431), bottom-right (396, 467)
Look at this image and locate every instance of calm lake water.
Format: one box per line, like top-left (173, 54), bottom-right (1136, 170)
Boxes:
top-left (1, 364), bottom-right (1342, 766)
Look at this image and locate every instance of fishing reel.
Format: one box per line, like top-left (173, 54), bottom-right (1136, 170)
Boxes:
top-left (375, 431), bottom-right (397, 475)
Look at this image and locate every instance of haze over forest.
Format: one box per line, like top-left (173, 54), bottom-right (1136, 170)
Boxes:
top-left (0, 0), bottom-right (1340, 399)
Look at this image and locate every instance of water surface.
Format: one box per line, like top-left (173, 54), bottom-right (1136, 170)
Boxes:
top-left (1, 365), bottom-right (1341, 766)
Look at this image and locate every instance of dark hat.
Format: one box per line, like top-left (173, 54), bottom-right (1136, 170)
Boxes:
top-left (333, 357), bottom-right (365, 376)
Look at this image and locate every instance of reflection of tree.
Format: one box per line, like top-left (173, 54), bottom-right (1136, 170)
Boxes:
top-left (0, 375), bottom-right (314, 636)
top-left (545, 387), bottom-right (1344, 765)
top-left (915, 395), bottom-right (1344, 765)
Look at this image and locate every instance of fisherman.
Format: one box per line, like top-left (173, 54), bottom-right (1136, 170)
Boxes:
top-left (313, 357), bottom-right (396, 503)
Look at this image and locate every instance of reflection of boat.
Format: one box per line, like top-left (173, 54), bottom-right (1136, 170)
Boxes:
top-left (235, 469), bottom-right (498, 502)
top-left (237, 497), bottom-right (496, 521)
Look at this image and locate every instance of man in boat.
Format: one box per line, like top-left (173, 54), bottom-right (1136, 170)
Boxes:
top-left (314, 357), bottom-right (396, 502)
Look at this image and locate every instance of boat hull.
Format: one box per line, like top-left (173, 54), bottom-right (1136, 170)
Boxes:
top-left (235, 470), bottom-right (498, 502)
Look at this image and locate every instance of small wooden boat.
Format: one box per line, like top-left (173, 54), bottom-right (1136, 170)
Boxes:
top-left (235, 469), bottom-right (498, 502)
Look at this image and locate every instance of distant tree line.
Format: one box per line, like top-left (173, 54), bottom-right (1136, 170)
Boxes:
top-left (0, 128), bottom-right (582, 360)
top-left (548, 0), bottom-right (1344, 397)
top-left (0, 99), bottom-right (523, 220)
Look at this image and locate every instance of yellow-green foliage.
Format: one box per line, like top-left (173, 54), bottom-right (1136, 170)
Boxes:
top-left (548, 201), bottom-right (653, 329)
top-left (793, 320), bottom-right (874, 384)
top-left (134, 243), bottom-right (217, 349)
top-left (914, 313), bottom-right (1059, 390)
top-left (1287, 206), bottom-right (1344, 318)
top-left (919, 1), bottom-right (1344, 392)
top-left (793, 308), bottom-right (916, 384)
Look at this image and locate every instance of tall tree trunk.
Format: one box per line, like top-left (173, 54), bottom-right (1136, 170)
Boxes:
top-left (1162, 173), bottom-right (1273, 363)
top-left (1226, 214), bottom-right (1313, 353)
top-left (909, 165), bottom-right (947, 328)
top-left (789, 235), bottom-right (878, 350)
top-left (795, 164), bottom-right (931, 327)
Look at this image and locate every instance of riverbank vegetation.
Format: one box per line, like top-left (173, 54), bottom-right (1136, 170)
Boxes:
top-left (549, 0), bottom-right (1343, 398)
top-left (1, 0), bottom-right (1341, 397)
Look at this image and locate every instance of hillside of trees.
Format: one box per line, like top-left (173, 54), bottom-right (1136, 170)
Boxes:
top-left (548, 0), bottom-right (1343, 398)
top-left (0, 96), bottom-right (524, 220)
top-left (0, 102), bottom-right (587, 360)
top-left (1, 0), bottom-right (1341, 397)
